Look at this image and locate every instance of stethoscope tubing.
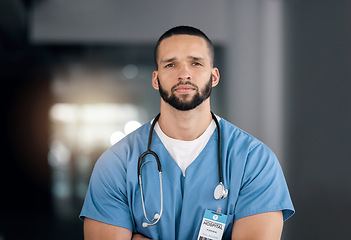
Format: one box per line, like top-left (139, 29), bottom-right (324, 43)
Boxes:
top-left (137, 114), bottom-right (161, 177)
top-left (137, 112), bottom-right (227, 227)
top-left (139, 172), bottom-right (163, 227)
top-left (211, 111), bottom-right (224, 185)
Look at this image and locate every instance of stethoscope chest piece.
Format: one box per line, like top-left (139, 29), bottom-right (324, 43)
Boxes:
top-left (214, 182), bottom-right (228, 200)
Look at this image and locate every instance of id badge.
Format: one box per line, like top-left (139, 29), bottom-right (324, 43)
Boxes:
top-left (197, 209), bottom-right (228, 240)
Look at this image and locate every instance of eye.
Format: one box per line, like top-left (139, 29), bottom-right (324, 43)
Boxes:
top-left (192, 62), bottom-right (202, 66)
top-left (165, 63), bottom-right (174, 68)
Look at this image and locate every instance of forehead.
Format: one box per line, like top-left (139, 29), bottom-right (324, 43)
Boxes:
top-left (158, 35), bottom-right (211, 60)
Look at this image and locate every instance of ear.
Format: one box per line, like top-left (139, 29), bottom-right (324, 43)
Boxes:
top-left (211, 68), bottom-right (220, 87)
top-left (152, 71), bottom-right (159, 90)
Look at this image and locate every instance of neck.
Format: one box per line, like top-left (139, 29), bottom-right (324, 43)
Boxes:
top-left (157, 99), bottom-right (213, 141)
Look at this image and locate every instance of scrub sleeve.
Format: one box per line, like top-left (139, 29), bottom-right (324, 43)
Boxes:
top-left (80, 149), bottom-right (134, 231)
top-left (233, 143), bottom-right (294, 221)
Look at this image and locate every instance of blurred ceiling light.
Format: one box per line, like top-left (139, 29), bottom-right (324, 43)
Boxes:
top-left (80, 104), bottom-right (122, 124)
top-left (50, 103), bottom-right (78, 123)
top-left (110, 131), bottom-right (125, 145)
top-left (48, 140), bottom-right (71, 167)
top-left (50, 103), bottom-right (141, 124)
top-left (122, 64), bottom-right (138, 79)
top-left (124, 120), bottom-right (142, 135)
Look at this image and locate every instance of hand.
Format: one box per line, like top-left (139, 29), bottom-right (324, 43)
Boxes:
top-left (132, 233), bottom-right (152, 240)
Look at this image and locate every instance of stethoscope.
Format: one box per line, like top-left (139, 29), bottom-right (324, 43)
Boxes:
top-left (137, 112), bottom-right (228, 227)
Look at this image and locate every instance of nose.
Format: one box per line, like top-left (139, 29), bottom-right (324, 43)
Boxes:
top-left (177, 65), bottom-right (191, 81)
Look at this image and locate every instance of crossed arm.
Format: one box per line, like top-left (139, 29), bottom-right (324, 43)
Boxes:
top-left (83, 210), bottom-right (283, 240)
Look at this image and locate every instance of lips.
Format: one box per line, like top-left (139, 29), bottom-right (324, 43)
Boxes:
top-left (171, 81), bottom-right (198, 93)
top-left (174, 86), bottom-right (195, 93)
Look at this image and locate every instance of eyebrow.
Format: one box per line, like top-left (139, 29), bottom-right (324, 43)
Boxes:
top-left (160, 56), bottom-right (205, 64)
top-left (188, 56), bottom-right (205, 61)
top-left (160, 57), bottom-right (176, 64)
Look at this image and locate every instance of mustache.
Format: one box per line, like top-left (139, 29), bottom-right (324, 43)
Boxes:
top-left (171, 81), bottom-right (199, 92)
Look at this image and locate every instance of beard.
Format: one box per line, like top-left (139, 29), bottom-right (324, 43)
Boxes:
top-left (158, 76), bottom-right (213, 111)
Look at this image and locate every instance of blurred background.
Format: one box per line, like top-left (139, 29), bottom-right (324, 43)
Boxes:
top-left (0, 0), bottom-right (350, 239)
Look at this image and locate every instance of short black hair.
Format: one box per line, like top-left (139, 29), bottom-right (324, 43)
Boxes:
top-left (154, 26), bottom-right (214, 69)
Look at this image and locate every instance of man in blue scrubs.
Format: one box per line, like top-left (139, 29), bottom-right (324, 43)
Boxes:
top-left (80, 26), bottom-right (294, 239)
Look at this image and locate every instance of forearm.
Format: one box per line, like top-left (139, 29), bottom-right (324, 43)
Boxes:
top-left (132, 233), bottom-right (152, 240)
top-left (84, 218), bottom-right (133, 240)
top-left (231, 211), bottom-right (283, 240)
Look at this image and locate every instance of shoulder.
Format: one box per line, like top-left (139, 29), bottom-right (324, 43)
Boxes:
top-left (109, 122), bottom-right (151, 155)
top-left (219, 119), bottom-right (282, 186)
top-left (218, 117), bottom-right (265, 153)
top-left (93, 121), bottom-right (151, 173)
top-left (218, 117), bottom-right (279, 174)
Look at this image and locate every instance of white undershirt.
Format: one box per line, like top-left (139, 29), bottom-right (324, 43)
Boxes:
top-left (154, 116), bottom-right (220, 176)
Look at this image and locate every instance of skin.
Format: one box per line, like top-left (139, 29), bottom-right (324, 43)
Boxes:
top-left (84, 34), bottom-right (284, 240)
top-left (152, 34), bottom-right (220, 141)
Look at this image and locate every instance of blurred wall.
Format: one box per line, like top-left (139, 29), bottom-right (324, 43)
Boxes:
top-left (30, 0), bottom-right (285, 158)
top-left (30, 0), bottom-right (228, 44)
top-left (284, 1), bottom-right (351, 239)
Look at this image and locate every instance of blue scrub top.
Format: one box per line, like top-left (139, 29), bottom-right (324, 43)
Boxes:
top-left (80, 117), bottom-right (294, 240)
